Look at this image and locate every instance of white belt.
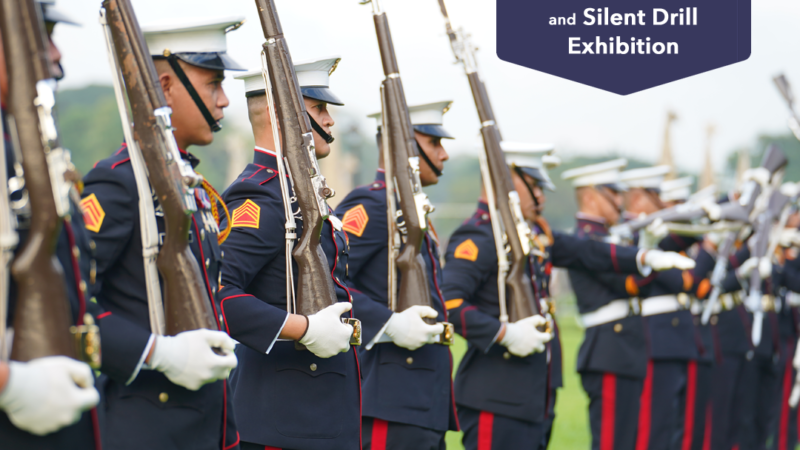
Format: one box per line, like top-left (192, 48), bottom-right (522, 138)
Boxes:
top-left (641, 295), bottom-right (682, 317)
top-left (787, 292), bottom-right (800, 307)
top-left (581, 299), bottom-right (632, 328)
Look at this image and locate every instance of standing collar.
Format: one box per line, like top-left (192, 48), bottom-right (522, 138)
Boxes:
top-left (477, 200), bottom-right (489, 214)
top-left (375, 168), bottom-right (385, 182)
top-left (575, 212), bottom-right (609, 236)
top-left (253, 146), bottom-right (280, 170)
top-left (179, 148), bottom-right (200, 169)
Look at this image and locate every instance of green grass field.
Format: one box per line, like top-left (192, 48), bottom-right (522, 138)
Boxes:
top-left (444, 314), bottom-right (592, 449)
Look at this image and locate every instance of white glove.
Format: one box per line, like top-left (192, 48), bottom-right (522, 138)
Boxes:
top-left (499, 315), bottom-right (553, 358)
top-left (781, 182), bottom-right (800, 198)
top-left (742, 168), bottom-right (771, 188)
top-left (384, 305), bottom-right (445, 351)
top-left (779, 229), bottom-right (800, 248)
top-left (0, 357), bottom-right (99, 435)
top-left (736, 257), bottom-right (772, 280)
top-left (701, 200), bottom-right (722, 221)
top-left (640, 219), bottom-right (669, 249)
top-left (644, 249), bottom-right (696, 271)
top-left (300, 302), bottom-right (354, 359)
top-left (149, 329), bottom-right (238, 391)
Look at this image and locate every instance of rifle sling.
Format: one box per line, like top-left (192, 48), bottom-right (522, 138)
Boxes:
top-left (166, 55), bottom-right (221, 133)
top-left (514, 166), bottom-right (539, 207)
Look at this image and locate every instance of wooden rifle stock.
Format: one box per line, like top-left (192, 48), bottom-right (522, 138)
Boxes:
top-left (104, 0), bottom-right (216, 334)
top-left (371, 9), bottom-right (436, 319)
top-left (0, 0), bottom-right (75, 360)
top-left (255, 0), bottom-right (338, 316)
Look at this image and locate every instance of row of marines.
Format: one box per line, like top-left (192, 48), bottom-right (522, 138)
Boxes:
top-left (1, 3), bottom-right (798, 450)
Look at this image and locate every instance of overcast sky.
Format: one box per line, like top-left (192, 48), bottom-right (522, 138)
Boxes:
top-left (55, 0), bottom-right (800, 174)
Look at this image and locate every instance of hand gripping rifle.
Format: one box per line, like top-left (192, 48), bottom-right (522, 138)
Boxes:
top-left (103, 0), bottom-right (218, 337)
top-left (773, 74), bottom-right (800, 141)
top-left (0, 0), bottom-right (76, 361)
top-left (700, 144), bottom-right (788, 326)
top-left (255, 0), bottom-right (360, 346)
top-left (362, 0), bottom-right (453, 345)
top-left (438, 0), bottom-right (537, 324)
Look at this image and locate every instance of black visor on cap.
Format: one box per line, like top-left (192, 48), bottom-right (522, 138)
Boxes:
top-left (600, 182), bottom-right (628, 193)
top-left (518, 167), bottom-right (556, 192)
top-left (413, 124), bottom-right (454, 139)
top-left (160, 52), bottom-right (245, 71)
top-left (300, 86), bottom-right (344, 106)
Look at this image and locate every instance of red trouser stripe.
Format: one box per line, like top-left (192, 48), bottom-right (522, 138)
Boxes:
top-left (264, 447), bottom-right (281, 450)
top-left (681, 361), bottom-right (698, 450)
top-left (702, 403), bottom-right (712, 450)
top-left (779, 345), bottom-right (794, 450)
top-left (371, 418), bottom-right (388, 450)
top-left (635, 362), bottom-right (654, 450)
top-left (478, 411), bottom-right (494, 450)
top-left (601, 373), bottom-right (617, 450)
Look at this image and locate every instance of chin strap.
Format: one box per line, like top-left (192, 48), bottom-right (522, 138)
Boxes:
top-left (166, 55), bottom-right (221, 133)
top-left (416, 140), bottom-right (442, 177)
top-left (307, 113), bottom-right (334, 144)
top-left (514, 167), bottom-right (539, 207)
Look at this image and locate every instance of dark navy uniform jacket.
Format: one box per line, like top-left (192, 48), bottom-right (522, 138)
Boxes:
top-left (567, 215), bottom-right (648, 379)
top-left (82, 144), bottom-right (239, 450)
top-left (441, 203), bottom-right (642, 422)
top-left (217, 147), bottom-right (360, 450)
top-left (334, 169), bottom-right (457, 432)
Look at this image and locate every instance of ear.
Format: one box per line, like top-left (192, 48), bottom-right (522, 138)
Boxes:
top-left (159, 72), bottom-right (173, 107)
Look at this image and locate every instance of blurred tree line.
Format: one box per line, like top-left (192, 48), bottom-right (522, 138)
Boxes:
top-left (57, 85), bottom-right (797, 245)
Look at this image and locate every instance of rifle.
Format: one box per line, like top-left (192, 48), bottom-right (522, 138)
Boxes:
top-left (438, 0), bottom-right (536, 323)
top-left (773, 74), bottom-right (800, 141)
top-left (103, 0), bottom-right (217, 336)
top-left (363, 0), bottom-right (452, 345)
top-left (700, 144), bottom-right (788, 326)
top-left (254, 0), bottom-right (360, 345)
top-left (610, 199), bottom-right (750, 241)
top-left (0, 0), bottom-right (75, 361)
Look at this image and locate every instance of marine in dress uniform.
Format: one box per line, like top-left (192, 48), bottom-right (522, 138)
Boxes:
top-left (0, 4), bottom-right (163, 448)
top-left (82, 18), bottom-right (243, 450)
top-left (778, 220), bottom-right (800, 450)
top-left (559, 159), bottom-right (693, 450)
top-left (335, 101), bottom-right (457, 450)
top-left (220, 59), bottom-right (361, 450)
top-left (442, 154), bottom-right (692, 450)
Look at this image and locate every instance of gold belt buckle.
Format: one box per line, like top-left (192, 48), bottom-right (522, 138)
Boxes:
top-left (70, 313), bottom-right (101, 370)
top-left (342, 318), bottom-right (362, 346)
top-left (437, 322), bottom-right (455, 346)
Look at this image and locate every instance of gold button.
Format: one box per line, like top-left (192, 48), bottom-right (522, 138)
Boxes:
top-left (406, 357), bottom-right (413, 365)
top-left (205, 258), bottom-right (210, 269)
top-left (310, 363), bottom-right (317, 371)
top-left (613, 323), bottom-right (623, 333)
top-left (672, 317), bottom-right (680, 327)
top-left (79, 280), bottom-right (87, 293)
top-left (72, 247), bottom-right (80, 259)
top-left (221, 251), bottom-right (224, 259)
top-left (200, 230), bottom-right (206, 241)
top-left (503, 352), bottom-right (511, 360)
top-left (158, 392), bottom-right (168, 403)
top-left (584, 225), bottom-right (592, 233)
top-left (89, 240), bottom-right (96, 251)
top-left (211, 286), bottom-right (216, 295)
top-left (710, 316), bottom-right (719, 325)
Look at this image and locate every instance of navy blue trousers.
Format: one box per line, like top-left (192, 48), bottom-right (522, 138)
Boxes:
top-left (361, 417), bottom-right (445, 450)
top-left (582, 372), bottom-right (644, 450)
top-left (458, 406), bottom-right (548, 450)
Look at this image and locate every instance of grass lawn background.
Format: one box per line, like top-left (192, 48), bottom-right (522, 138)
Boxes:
top-left (444, 301), bottom-right (591, 449)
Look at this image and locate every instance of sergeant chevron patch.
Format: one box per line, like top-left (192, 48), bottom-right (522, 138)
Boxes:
top-left (231, 199), bottom-right (261, 229)
top-left (342, 204), bottom-right (369, 237)
top-left (454, 239), bottom-right (479, 261)
top-left (80, 193), bottom-right (105, 233)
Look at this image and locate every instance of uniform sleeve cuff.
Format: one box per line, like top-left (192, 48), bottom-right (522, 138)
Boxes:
top-left (637, 250), bottom-right (653, 276)
top-left (486, 322), bottom-right (505, 353)
top-left (126, 334), bottom-right (156, 385)
top-left (265, 312), bottom-right (290, 354)
top-left (365, 314), bottom-right (395, 350)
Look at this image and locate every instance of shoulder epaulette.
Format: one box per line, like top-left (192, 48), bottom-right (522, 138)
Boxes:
top-left (235, 164), bottom-right (279, 186)
top-left (93, 144), bottom-right (131, 170)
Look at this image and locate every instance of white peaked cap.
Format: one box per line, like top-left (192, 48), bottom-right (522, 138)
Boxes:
top-left (502, 142), bottom-right (559, 169)
top-left (368, 100), bottom-right (455, 138)
top-left (619, 165), bottom-right (671, 189)
top-left (143, 16), bottom-right (245, 56)
top-left (293, 56), bottom-right (341, 89)
top-left (659, 176), bottom-right (694, 202)
top-left (235, 69), bottom-right (268, 96)
top-left (561, 158), bottom-right (628, 188)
